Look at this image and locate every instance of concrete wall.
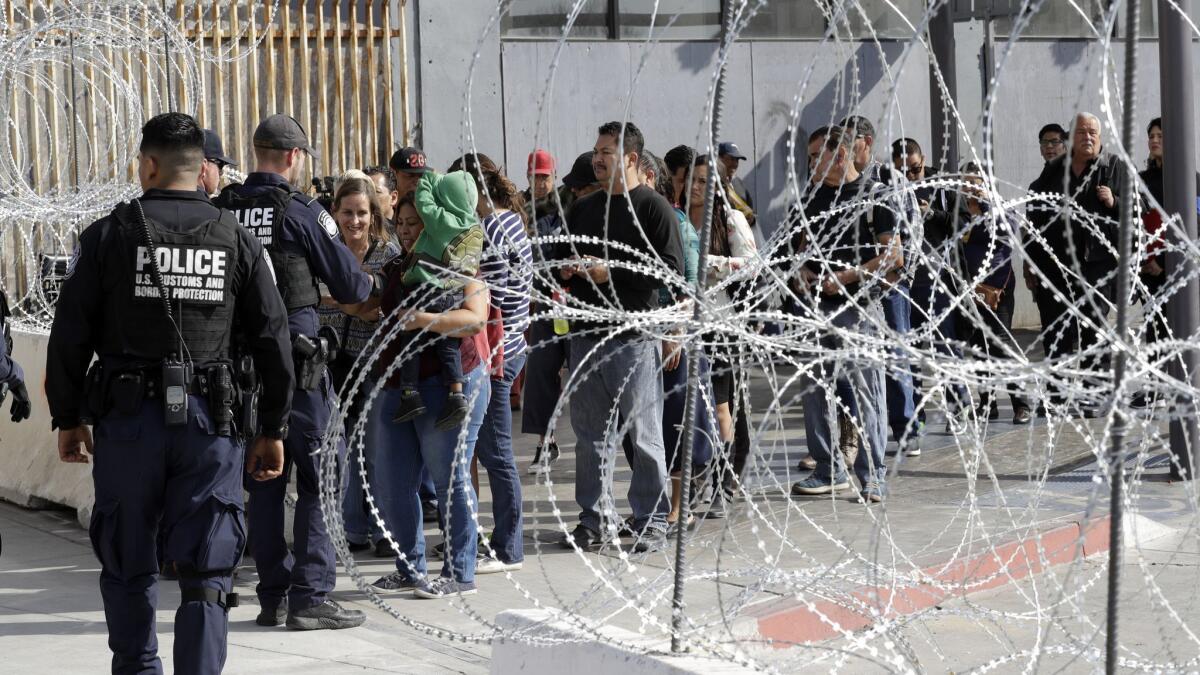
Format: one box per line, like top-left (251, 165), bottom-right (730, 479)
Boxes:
top-left (0, 332), bottom-right (94, 527)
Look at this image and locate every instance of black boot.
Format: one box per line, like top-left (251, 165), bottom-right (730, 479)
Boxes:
top-left (392, 389), bottom-right (426, 423)
top-left (435, 392), bottom-right (469, 430)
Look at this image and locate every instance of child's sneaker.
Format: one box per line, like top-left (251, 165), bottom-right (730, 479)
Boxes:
top-left (392, 389), bottom-right (426, 423)
top-left (435, 392), bottom-right (469, 430)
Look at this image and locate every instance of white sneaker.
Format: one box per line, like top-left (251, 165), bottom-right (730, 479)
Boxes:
top-left (476, 556), bottom-right (524, 575)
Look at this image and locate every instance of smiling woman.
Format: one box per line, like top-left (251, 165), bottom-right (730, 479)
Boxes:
top-left (319, 173), bottom-right (401, 551)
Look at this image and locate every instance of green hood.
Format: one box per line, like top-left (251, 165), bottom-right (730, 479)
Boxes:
top-left (417, 170), bottom-right (478, 232)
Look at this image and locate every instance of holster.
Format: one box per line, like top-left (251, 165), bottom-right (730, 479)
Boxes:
top-left (82, 362), bottom-right (106, 422)
top-left (235, 355), bottom-right (260, 440)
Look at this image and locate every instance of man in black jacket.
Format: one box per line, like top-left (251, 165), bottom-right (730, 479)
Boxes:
top-left (1025, 112), bottom-right (1123, 412)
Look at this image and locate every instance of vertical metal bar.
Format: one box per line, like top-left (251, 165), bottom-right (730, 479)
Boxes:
top-left (316, 0), bottom-right (330, 177)
top-left (67, 25), bottom-right (80, 190)
top-left (176, 0), bottom-right (187, 113)
top-left (607, 0), bottom-right (619, 40)
top-left (231, 1), bottom-right (245, 170)
top-left (139, 5), bottom-right (152, 116)
top-left (350, 0), bottom-right (363, 170)
top-left (333, 0), bottom-right (346, 173)
top-left (212, 0), bottom-right (225, 156)
top-left (283, 0), bottom-right (294, 120)
top-left (927, 0), bottom-right (958, 171)
top-left (367, 0), bottom-right (379, 163)
top-left (1105, 1), bottom-right (1142, 671)
top-left (161, 0), bottom-right (172, 111)
top-left (248, 0), bottom-right (261, 125)
top-left (266, 1), bottom-right (277, 114)
top-left (300, 0), bottom-right (313, 160)
top-left (391, 0), bottom-right (403, 148)
top-left (670, 0), bottom-right (731, 655)
top-left (1160, 0), bottom-right (1200, 481)
top-left (193, 1), bottom-right (205, 125)
top-left (981, 16), bottom-right (995, 102)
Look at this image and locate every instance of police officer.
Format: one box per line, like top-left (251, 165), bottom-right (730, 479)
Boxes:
top-left (46, 112), bottom-right (294, 674)
top-left (0, 289), bottom-right (32, 424)
top-left (215, 114), bottom-right (373, 630)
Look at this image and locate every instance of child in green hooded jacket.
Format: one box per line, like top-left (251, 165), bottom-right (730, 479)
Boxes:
top-left (390, 170), bottom-right (485, 429)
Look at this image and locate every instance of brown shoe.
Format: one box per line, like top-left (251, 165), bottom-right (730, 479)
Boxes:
top-left (798, 455), bottom-right (817, 471)
top-left (838, 410), bottom-right (860, 470)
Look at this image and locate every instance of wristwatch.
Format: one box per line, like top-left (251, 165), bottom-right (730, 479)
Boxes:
top-left (260, 423), bottom-right (289, 440)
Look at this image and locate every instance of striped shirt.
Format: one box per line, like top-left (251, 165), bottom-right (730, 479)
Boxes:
top-left (318, 238), bottom-right (401, 358)
top-left (480, 210), bottom-right (533, 359)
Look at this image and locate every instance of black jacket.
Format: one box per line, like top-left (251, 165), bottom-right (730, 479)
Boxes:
top-left (1026, 151), bottom-right (1124, 282)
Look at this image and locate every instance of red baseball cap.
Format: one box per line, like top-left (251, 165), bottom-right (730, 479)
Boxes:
top-left (527, 149), bottom-right (556, 176)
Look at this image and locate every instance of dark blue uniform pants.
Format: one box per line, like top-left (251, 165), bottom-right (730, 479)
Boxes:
top-left (89, 397), bottom-right (244, 675)
top-left (246, 375), bottom-right (345, 611)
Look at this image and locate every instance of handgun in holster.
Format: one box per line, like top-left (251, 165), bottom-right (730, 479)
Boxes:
top-left (293, 327), bottom-right (341, 392)
top-left (235, 355), bottom-right (260, 439)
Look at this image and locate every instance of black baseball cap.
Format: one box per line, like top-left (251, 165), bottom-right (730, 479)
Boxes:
top-left (253, 114), bottom-right (318, 159)
top-left (562, 151), bottom-right (597, 188)
top-left (718, 142), bottom-right (746, 160)
top-left (202, 129), bottom-right (237, 168)
top-left (389, 147), bottom-right (431, 174)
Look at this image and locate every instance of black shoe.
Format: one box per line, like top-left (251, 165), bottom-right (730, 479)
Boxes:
top-left (705, 491), bottom-right (728, 519)
top-left (256, 599), bottom-right (287, 627)
top-left (560, 523), bottom-right (605, 551)
top-left (286, 599), bottom-right (366, 631)
top-left (1013, 407), bottom-right (1032, 425)
top-left (347, 541), bottom-right (371, 553)
top-left (976, 401), bottom-right (999, 421)
top-left (374, 539), bottom-right (399, 558)
top-left (421, 498), bottom-right (439, 523)
top-left (527, 441), bottom-right (561, 474)
top-left (632, 527), bottom-right (668, 553)
top-left (392, 389), bottom-right (426, 423)
top-left (435, 393), bottom-right (469, 431)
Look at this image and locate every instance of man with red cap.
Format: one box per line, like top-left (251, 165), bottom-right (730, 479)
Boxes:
top-left (524, 149), bottom-right (567, 223)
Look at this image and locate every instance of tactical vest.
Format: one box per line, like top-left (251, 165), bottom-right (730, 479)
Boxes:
top-left (110, 201), bottom-right (240, 361)
top-left (215, 185), bottom-right (322, 310)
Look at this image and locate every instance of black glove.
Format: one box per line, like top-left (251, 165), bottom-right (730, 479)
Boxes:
top-left (9, 380), bottom-right (30, 423)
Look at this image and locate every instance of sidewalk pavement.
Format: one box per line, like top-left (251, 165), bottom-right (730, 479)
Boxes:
top-left (2, 364), bottom-right (1197, 673)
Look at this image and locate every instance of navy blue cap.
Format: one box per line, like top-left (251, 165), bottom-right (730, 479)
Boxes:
top-left (718, 142), bottom-right (746, 160)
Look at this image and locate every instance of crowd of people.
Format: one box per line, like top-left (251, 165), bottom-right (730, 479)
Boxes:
top-left (211, 111), bottom-right (1182, 591)
top-left (45, 107), bottom-right (1185, 675)
top-left (311, 110), bottom-right (1185, 555)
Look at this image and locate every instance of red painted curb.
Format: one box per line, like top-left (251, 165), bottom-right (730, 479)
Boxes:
top-left (750, 515), bottom-right (1113, 646)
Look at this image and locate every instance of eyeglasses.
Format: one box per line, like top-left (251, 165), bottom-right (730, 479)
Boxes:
top-left (1039, 138), bottom-right (1065, 148)
top-left (206, 158), bottom-right (227, 172)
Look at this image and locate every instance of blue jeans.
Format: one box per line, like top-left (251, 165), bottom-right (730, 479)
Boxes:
top-left (909, 282), bottom-right (970, 418)
top-left (802, 302), bottom-right (888, 487)
top-left (370, 366), bottom-right (489, 583)
top-left (341, 382), bottom-right (383, 546)
top-left (570, 334), bottom-right (669, 533)
top-left (881, 285), bottom-right (919, 447)
top-left (475, 351), bottom-right (526, 564)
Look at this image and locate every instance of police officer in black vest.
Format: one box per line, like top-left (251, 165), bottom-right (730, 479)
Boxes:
top-left (215, 114), bottom-right (374, 630)
top-left (46, 113), bottom-right (294, 674)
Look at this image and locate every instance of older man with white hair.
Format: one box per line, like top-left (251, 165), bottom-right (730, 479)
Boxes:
top-left (1025, 112), bottom-right (1125, 415)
